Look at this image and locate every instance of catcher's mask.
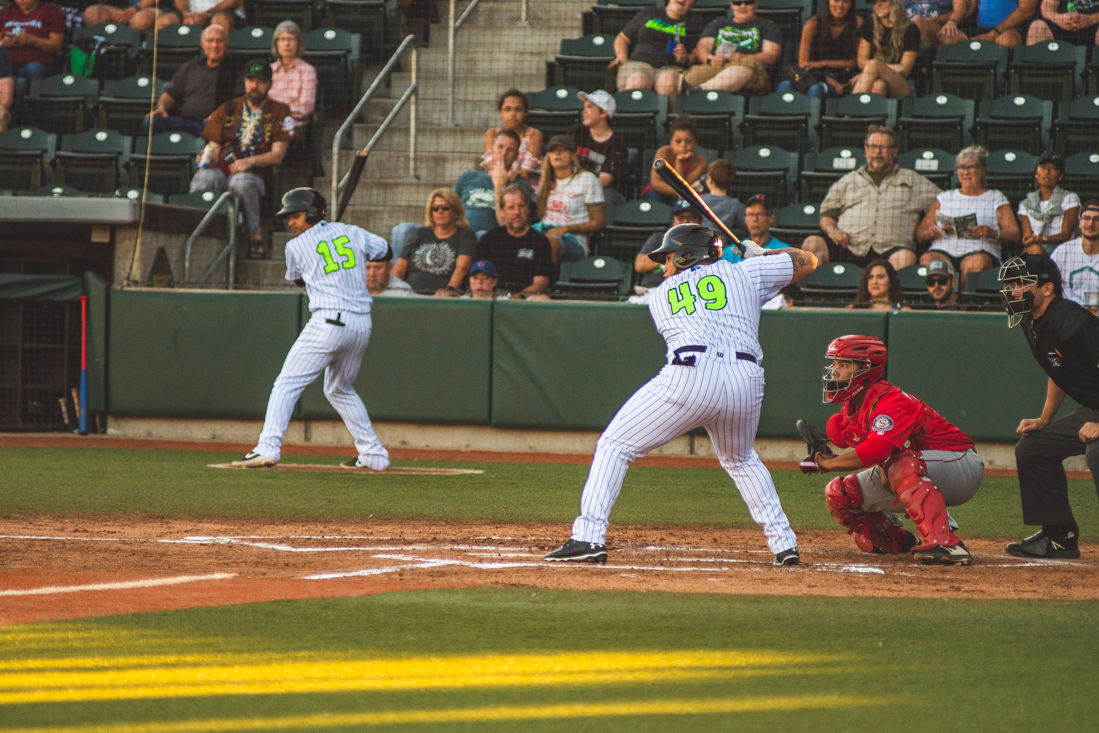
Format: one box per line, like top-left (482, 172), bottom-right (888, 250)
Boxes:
top-left (822, 334), bottom-right (887, 403)
top-left (648, 223), bottom-right (721, 270)
top-left (276, 187), bottom-right (328, 224)
top-left (998, 255), bottom-right (1061, 328)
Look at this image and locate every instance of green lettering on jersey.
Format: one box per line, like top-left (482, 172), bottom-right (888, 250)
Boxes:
top-left (666, 276), bottom-right (729, 316)
top-left (643, 17), bottom-right (687, 36)
top-left (667, 281), bottom-right (697, 315)
top-left (315, 235), bottom-right (356, 273)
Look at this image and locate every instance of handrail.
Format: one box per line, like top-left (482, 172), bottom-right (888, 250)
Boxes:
top-left (182, 191), bottom-right (239, 287)
top-left (330, 35), bottom-right (419, 213)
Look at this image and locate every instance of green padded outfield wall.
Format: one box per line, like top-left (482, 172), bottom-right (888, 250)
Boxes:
top-left (108, 289), bottom-right (302, 417)
top-left (84, 273), bottom-right (108, 413)
top-left (298, 297), bottom-right (493, 424)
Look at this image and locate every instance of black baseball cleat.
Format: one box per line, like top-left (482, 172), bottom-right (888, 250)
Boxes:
top-left (1006, 531), bottom-right (1080, 559)
top-left (544, 539), bottom-right (607, 564)
top-left (773, 547), bottom-right (800, 566)
top-left (912, 542), bottom-right (972, 566)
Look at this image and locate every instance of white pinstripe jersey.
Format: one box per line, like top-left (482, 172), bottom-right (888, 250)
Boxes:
top-left (284, 220), bottom-right (390, 314)
top-left (648, 255), bottom-right (793, 362)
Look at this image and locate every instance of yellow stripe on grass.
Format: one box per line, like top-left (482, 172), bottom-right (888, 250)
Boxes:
top-left (4, 694), bottom-right (888, 732)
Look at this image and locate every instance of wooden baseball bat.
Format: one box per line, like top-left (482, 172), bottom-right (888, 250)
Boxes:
top-left (652, 157), bottom-right (747, 257)
top-left (335, 150), bottom-right (369, 223)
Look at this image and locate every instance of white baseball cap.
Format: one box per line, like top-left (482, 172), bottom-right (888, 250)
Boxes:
top-left (578, 90), bottom-right (615, 117)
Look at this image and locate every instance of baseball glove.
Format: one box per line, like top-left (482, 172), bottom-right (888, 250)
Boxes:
top-left (796, 418), bottom-right (834, 474)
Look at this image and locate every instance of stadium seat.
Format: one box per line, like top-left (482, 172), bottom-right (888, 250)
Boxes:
top-left (727, 144), bottom-right (797, 207)
top-left (599, 198), bottom-right (670, 263)
top-left (73, 22), bottom-right (141, 81)
top-left (797, 261), bottom-right (862, 305)
top-left (895, 93), bottom-right (974, 154)
top-left (20, 74), bottom-right (99, 135)
top-left (324, 0), bottom-right (392, 60)
top-left (817, 93), bottom-right (897, 150)
top-left (1050, 95), bottom-right (1099, 157)
top-left (1062, 152), bottom-right (1099, 206)
top-left (590, 0), bottom-right (653, 36)
top-left (555, 255), bottom-right (634, 298)
top-left (972, 94), bottom-right (1051, 156)
top-left (962, 266), bottom-right (1003, 308)
top-left (168, 189), bottom-right (229, 209)
top-left (896, 263), bottom-right (932, 304)
top-left (138, 25), bottom-right (203, 78)
top-left (128, 131), bottom-right (205, 196)
top-left (551, 34), bottom-right (616, 92)
top-left (1008, 40), bottom-right (1085, 102)
top-left (54, 128), bottom-right (131, 193)
top-left (771, 201), bottom-right (820, 247)
top-left (526, 86), bottom-right (584, 139)
top-left (740, 89), bottom-right (820, 154)
top-left (611, 88), bottom-right (667, 152)
top-left (98, 75), bottom-right (167, 138)
top-left (897, 147), bottom-right (955, 190)
top-left (931, 40), bottom-right (1008, 100)
top-left (668, 89), bottom-right (745, 153)
top-left (985, 149), bottom-right (1038, 207)
top-left (302, 27), bottom-right (361, 113)
top-left (245, 0), bottom-right (316, 32)
top-left (17, 184), bottom-right (85, 196)
top-left (115, 186), bottom-right (164, 203)
top-left (0, 126), bottom-right (56, 191)
top-left (228, 25), bottom-right (275, 76)
top-left (798, 146), bottom-right (864, 204)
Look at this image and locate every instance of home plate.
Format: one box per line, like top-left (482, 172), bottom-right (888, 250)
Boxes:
top-left (208, 463), bottom-right (483, 475)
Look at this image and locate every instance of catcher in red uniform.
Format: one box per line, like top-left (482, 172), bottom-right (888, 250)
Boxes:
top-left (799, 335), bottom-right (985, 565)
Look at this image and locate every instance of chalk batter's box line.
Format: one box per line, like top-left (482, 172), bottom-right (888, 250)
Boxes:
top-left (207, 464), bottom-right (484, 475)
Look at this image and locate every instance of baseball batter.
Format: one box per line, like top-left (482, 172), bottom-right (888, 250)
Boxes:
top-left (231, 188), bottom-right (391, 470)
top-left (801, 335), bottom-right (984, 565)
top-left (545, 224), bottom-right (819, 566)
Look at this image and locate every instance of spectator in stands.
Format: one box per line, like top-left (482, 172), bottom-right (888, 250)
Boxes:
top-left (723, 192), bottom-right (789, 263)
top-left (366, 248), bottom-right (416, 297)
top-left (190, 59), bottom-right (293, 259)
top-left (83, 0), bottom-right (180, 32)
top-left (916, 145), bottom-right (1020, 287)
top-left (571, 89), bottom-right (628, 220)
top-left (0, 0), bottom-right (63, 81)
top-left (466, 259), bottom-right (501, 299)
top-left (1026, 0), bottom-right (1099, 45)
top-left (803, 125), bottom-right (939, 270)
top-left (456, 128), bottom-right (531, 237)
top-left (535, 134), bottom-right (606, 263)
top-left (644, 117), bottom-right (707, 205)
top-left (394, 188), bottom-right (477, 296)
top-left (635, 199), bottom-right (704, 290)
top-left (851, 0), bottom-right (920, 96)
top-left (777, 0), bottom-right (863, 99)
top-left (268, 20), bottom-right (316, 133)
top-left (848, 257), bottom-right (909, 309)
top-left (145, 23), bottom-right (235, 136)
top-left (612, 0), bottom-right (705, 97)
top-left (701, 158), bottom-right (748, 241)
top-left (1020, 152), bottom-right (1080, 254)
top-left (175, 0), bottom-right (244, 31)
top-left (481, 89), bottom-right (542, 189)
top-left (1050, 200), bottom-right (1099, 310)
top-left (0, 48), bottom-right (11, 132)
top-left (967, 0), bottom-right (1038, 46)
top-left (924, 258), bottom-right (960, 308)
top-left (682, 0), bottom-right (783, 95)
top-left (476, 184), bottom-right (553, 298)
top-left (904, 0), bottom-right (972, 46)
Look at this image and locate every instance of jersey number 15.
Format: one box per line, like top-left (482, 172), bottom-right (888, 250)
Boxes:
top-left (316, 235), bottom-right (357, 273)
top-left (667, 275), bottom-right (728, 315)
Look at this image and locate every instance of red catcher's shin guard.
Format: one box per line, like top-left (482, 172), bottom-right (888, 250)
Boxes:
top-left (885, 451), bottom-right (959, 550)
top-left (825, 474), bottom-right (913, 553)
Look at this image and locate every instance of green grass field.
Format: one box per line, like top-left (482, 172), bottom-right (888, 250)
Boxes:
top-left (1, 445), bottom-right (1097, 731)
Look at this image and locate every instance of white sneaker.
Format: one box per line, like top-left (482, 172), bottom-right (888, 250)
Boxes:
top-left (339, 457), bottom-right (389, 470)
top-left (230, 451), bottom-right (277, 468)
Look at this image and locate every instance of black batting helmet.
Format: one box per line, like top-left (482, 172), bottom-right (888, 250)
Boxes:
top-left (276, 187), bottom-right (327, 223)
top-left (648, 223), bottom-right (721, 269)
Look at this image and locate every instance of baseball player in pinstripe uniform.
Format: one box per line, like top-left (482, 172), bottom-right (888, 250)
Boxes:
top-left (545, 223), bottom-right (819, 566)
top-left (231, 188), bottom-right (392, 470)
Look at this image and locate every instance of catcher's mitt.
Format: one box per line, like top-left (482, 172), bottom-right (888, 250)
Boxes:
top-left (796, 418), bottom-right (834, 474)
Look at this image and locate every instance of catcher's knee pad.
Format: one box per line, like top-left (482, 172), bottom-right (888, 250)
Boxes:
top-left (885, 451), bottom-right (959, 549)
top-left (824, 473), bottom-right (863, 527)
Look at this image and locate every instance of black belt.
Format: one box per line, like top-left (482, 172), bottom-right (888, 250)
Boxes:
top-left (325, 312), bottom-right (345, 327)
top-left (670, 345), bottom-right (756, 366)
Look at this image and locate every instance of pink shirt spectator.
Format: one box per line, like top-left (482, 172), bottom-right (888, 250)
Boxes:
top-left (269, 57), bottom-right (317, 127)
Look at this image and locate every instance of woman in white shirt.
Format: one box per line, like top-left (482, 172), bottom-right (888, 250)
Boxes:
top-left (535, 134), bottom-right (605, 263)
top-left (916, 145), bottom-right (1020, 288)
top-left (1018, 151), bottom-right (1080, 255)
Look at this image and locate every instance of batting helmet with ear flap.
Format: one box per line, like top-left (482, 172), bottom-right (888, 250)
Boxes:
top-left (647, 223), bottom-right (721, 269)
top-left (822, 335), bottom-right (887, 403)
top-left (276, 187), bottom-right (328, 224)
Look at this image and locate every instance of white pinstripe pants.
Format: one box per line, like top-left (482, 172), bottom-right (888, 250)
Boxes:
top-left (254, 310), bottom-right (389, 469)
top-left (570, 352), bottom-right (797, 553)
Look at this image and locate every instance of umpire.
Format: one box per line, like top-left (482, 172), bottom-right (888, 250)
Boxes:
top-left (998, 253), bottom-right (1099, 559)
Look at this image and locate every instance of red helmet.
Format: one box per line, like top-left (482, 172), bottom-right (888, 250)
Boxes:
top-left (822, 335), bottom-right (887, 403)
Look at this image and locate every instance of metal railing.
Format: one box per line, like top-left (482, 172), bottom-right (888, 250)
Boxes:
top-left (330, 35), bottom-right (419, 213)
top-left (182, 191), bottom-right (240, 287)
top-left (447, 0), bottom-right (531, 126)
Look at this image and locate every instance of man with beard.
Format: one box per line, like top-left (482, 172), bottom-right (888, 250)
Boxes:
top-left (801, 125), bottom-right (940, 271)
top-left (190, 59), bottom-right (294, 259)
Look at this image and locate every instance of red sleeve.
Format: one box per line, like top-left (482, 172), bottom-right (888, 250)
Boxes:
top-left (852, 389), bottom-right (925, 466)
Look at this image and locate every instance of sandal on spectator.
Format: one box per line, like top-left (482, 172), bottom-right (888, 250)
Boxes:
top-left (248, 240), bottom-right (266, 259)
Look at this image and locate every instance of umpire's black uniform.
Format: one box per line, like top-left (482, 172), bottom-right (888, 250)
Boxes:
top-left (1016, 295), bottom-right (1099, 536)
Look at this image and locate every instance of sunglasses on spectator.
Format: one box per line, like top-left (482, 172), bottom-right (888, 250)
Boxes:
top-left (432, 204), bottom-right (452, 212)
top-left (731, 0), bottom-right (756, 5)
top-left (927, 278), bottom-right (951, 287)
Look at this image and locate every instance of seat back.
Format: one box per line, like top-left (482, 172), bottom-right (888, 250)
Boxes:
top-left (73, 22), bottom-right (142, 80)
top-left (818, 93), bottom-right (897, 149)
top-left (246, 0), bottom-right (317, 31)
top-left (527, 86), bottom-right (584, 138)
top-left (1051, 95), bottom-right (1099, 156)
top-left (98, 75), bottom-right (166, 137)
top-left (985, 149), bottom-right (1038, 207)
top-left (1009, 40), bottom-right (1084, 101)
top-left (730, 145), bottom-right (796, 206)
top-left (932, 40), bottom-right (1008, 99)
top-left (168, 189), bottom-right (226, 209)
top-left (897, 147), bottom-right (955, 190)
top-left (798, 146), bottom-right (863, 202)
top-left (555, 255), bottom-right (634, 297)
top-left (612, 89), bottom-right (667, 151)
top-left (670, 90), bottom-right (745, 151)
top-left (741, 90), bottom-right (819, 153)
top-left (962, 266), bottom-right (1004, 307)
top-left (324, 0), bottom-right (392, 60)
top-left (896, 93), bottom-right (974, 152)
top-left (797, 261), bottom-right (863, 304)
top-left (23, 74), bottom-right (100, 134)
top-left (130, 131), bottom-right (204, 195)
top-left (590, 2), bottom-right (650, 35)
top-left (138, 25), bottom-right (203, 77)
top-left (1063, 152), bottom-right (1099, 206)
top-left (0, 126), bottom-right (56, 191)
top-left (55, 128), bottom-right (131, 192)
top-left (554, 35), bottom-right (616, 91)
top-left (771, 201), bottom-right (820, 246)
top-left (972, 94), bottom-right (1051, 155)
top-left (302, 27), bottom-right (360, 111)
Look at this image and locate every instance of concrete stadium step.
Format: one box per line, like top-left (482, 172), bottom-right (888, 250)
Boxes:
top-left (235, 258), bottom-right (295, 288)
top-left (386, 71), bottom-right (547, 97)
top-left (359, 97), bottom-right (498, 128)
top-left (463, 0), bottom-right (591, 27)
top-left (351, 124), bottom-right (484, 153)
top-left (340, 204), bottom-right (425, 239)
top-left (335, 150), bottom-right (475, 182)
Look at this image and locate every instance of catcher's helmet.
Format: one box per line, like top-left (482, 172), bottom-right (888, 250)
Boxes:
top-left (276, 187), bottom-right (327, 224)
top-left (822, 335), bottom-right (887, 404)
top-left (647, 223), bottom-right (721, 270)
top-left (997, 254), bottom-right (1062, 328)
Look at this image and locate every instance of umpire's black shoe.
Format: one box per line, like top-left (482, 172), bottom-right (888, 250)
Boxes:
top-left (544, 539), bottom-right (607, 564)
top-left (774, 547), bottom-right (800, 566)
top-left (1006, 531), bottom-right (1080, 559)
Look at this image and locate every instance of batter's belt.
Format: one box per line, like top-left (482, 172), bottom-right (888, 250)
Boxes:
top-left (669, 345), bottom-right (756, 366)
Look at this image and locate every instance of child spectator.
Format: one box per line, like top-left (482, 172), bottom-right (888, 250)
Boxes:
top-left (644, 117), bottom-right (707, 205)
